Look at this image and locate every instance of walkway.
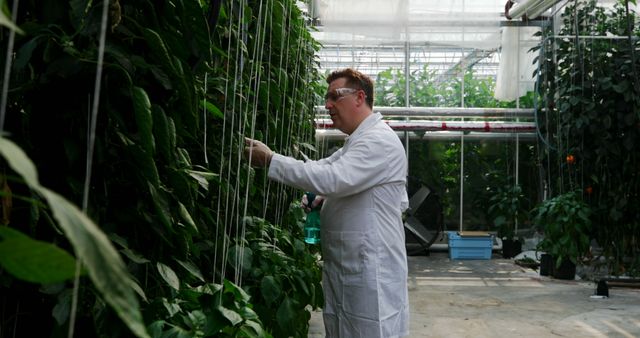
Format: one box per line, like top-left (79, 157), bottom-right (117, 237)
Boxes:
top-left (308, 252), bottom-right (640, 337)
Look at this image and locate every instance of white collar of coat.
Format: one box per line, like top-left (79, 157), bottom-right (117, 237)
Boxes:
top-left (344, 112), bottom-right (381, 142)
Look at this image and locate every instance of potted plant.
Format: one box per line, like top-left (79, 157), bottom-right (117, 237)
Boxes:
top-left (488, 184), bottom-right (528, 258)
top-left (532, 190), bottom-right (592, 279)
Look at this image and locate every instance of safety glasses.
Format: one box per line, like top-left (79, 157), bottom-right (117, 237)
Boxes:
top-left (324, 87), bottom-right (360, 102)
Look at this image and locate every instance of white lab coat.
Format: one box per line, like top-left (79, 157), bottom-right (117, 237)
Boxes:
top-left (268, 113), bottom-right (409, 338)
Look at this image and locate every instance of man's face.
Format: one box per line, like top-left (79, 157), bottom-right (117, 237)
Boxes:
top-left (324, 77), bottom-right (360, 134)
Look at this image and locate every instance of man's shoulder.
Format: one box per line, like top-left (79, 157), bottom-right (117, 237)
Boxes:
top-left (355, 125), bottom-right (404, 153)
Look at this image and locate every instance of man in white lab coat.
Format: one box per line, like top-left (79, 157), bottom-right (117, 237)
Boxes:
top-left (245, 68), bottom-right (409, 338)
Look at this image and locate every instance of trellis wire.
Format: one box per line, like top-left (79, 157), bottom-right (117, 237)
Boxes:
top-left (275, 15), bottom-right (306, 229)
top-left (0, 0), bottom-right (19, 133)
top-left (230, 0), bottom-right (253, 285)
top-left (68, 0), bottom-right (110, 337)
top-left (261, 0), bottom-right (275, 220)
top-left (218, 0), bottom-right (245, 290)
top-left (212, 0), bottom-right (236, 287)
top-left (0, 2), bottom-right (20, 337)
top-left (203, 72), bottom-right (209, 165)
top-left (238, 0), bottom-right (269, 287)
top-left (272, 1), bottom-right (296, 229)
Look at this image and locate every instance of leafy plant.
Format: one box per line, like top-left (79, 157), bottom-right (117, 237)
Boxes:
top-left (0, 137), bottom-right (148, 337)
top-left (238, 214), bottom-right (323, 338)
top-left (371, 63), bottom-right (539, 231)
top-left (1, 0), bottom-right (321, 336)
top-left (374, 64), bottom-right (534, 108)
top-left (532, 190), bottom-right (592, 267)
top-left (148, 279), bottom-right (271, 338)
top-left (488, 184), bottom-right (529, 240)
top-left (535, 0), bottom-right (640, 275)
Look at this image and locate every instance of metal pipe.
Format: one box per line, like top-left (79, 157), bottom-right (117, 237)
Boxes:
top-left (509, 0), bottom-right (560, 20)
top-left (315, 106), bottom-right (535, 118)
top-left (315, 130), bottom-right (537, 142)
top-left (508, 0), bottom-right (542, 20)
top-left (528, 0), bottom-right (558, 18)
top-left (316, 119), bottom-right (536, 133)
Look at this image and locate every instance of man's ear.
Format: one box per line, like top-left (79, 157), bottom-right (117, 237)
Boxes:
top-left (356, 90), bottom-right (366, 106)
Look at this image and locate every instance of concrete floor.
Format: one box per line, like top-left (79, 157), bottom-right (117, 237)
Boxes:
top-left (308, 252), bottom-right (640, 337)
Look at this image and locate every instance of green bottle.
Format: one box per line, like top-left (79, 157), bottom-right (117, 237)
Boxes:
top-left (304, 192), bottom-right (321, 244)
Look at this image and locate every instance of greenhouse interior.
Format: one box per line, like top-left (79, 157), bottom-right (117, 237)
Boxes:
top-left (0, 0), bottom-right (639, 337)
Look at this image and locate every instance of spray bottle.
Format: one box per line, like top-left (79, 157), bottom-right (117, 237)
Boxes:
top-left (304, 192), bottom-right (321, 244)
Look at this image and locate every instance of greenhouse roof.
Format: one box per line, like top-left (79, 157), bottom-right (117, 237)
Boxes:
top-left (309, 0), bottom-right (635, 48)
top-left (311, 0), bottom-right (533, 49)
top-left (308, 0), bottom-right (637, 101)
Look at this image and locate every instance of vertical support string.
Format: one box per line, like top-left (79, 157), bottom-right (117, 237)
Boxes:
top-left (213, 0), bottom-right (236, 286)
top-left (261, 0), bottom-right (275, 219)
top-left (219, 0), bottom-right (245, 290)
top-left (203, 72), bottom-right (209, 165)
top-left (272, 1), bottom-right (295, 230)
top-left (239, 0), bottom-right (267, 287)
top-left (0, 0), bottom-right (20, 133)
top-left (230, 0), bottom-right (251, 285)
top-left (68, 0), bottom-right (110, 337)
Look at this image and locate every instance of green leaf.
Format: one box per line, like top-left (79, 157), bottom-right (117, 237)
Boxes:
top-left (299, 142), bottom-right (317, 153)
top-left (41, 189), bottom-right (149, 338)
top-left (163, 325), bottom-right (192, 338)
top-left (227, 245), bottom-right (253, 272)
top-left (237, 305), bottom-right (259, 320)
top-left (162, 297), bottom-right (182, 317)
top-left (148, 183), bottom-right (173, 232)
top-left (13, 37), bottom-right (40, 71)
top-left (223, 279), bottom-right (251, 303)
top-left (157, 262), bottom-right (180, 291)
top-left (69, 0), bottom-right (91, 29)
top-left (0, 136), bottom-right (148, 338)
top-left (147, 320), bottom-right (165, 338)
top-left (293, 273), bottom-right (310, 297)
top-left (142, 28), bottom-right (177, 77)
top-left (132, 86), bottom-right (155, 155)
top-left (52, 290), bottom-right (72, 325)
top-left (0, 227), bottom-right (77, 284)
top-left (260, 275), bottom-right (281, 305)
top-left (129, 145), bottom-right (160, 187)
top-left (151, 105), bottom-right (172, 162)
top-left (177, 202), bottom-right (198, 234)
top-left (276, 296), bottom-right (297, 329)
top-left (120, 247), bottom-right (151, 264)
top-left (165, 113), bottom-right (176, 149)
top-left (217, 306), bottom-right (243, 326)
top-left (239, 323), bottom-right (260, 338)
top-left (0, 225), bottom-right (26, 240)
top-left (0, 6), bottom-right (24, 34)
top-left (0, 137), bottom-right (39, 187)
top-left (203, 101), bottom-right (224, 119)
top-left (185, 169), bottom-right (217, 191)
top-left (175, 258), bottom-right (205, 282)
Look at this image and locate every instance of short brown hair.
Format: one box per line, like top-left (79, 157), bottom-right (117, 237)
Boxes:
top-left (326, 68), bottom-right (374, 108)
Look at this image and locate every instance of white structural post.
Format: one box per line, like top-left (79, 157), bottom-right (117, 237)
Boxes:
top-left (404, 39), bottom-right (410, 163)
top-left (459, 133), bottom-right (464, 233)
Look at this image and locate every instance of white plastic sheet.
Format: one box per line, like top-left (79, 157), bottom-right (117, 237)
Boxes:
top-left (494, 26), bottom-right (541, 101)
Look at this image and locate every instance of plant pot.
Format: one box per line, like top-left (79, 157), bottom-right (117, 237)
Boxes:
top-left (539, 253), bottom-right (553, 276)
top-left (501, 239), bottom-right (522, 258)
top-left (552, 258), bottom-right (576, 280)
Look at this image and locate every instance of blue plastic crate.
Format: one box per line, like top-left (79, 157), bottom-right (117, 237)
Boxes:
top-left (448, 231), bottom-right (493, 260)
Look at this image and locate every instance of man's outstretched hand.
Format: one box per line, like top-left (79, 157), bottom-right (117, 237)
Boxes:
top-left (244, 137), bottom-right (273, 168)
